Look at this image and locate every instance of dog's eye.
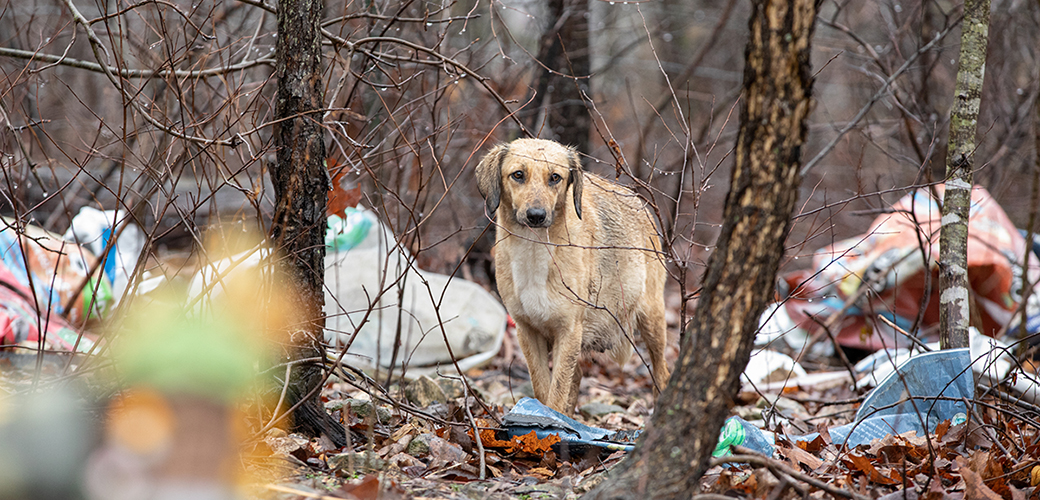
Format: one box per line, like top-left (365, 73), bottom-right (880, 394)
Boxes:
top-left (511, 171), bottom-right (524, 182)
top-left (548, 173), bottom-right (562, 184)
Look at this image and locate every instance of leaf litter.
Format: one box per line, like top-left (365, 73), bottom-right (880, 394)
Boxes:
top-left (245, 324), bottom-right (1040, 500)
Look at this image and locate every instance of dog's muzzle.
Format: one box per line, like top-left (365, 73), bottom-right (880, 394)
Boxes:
top-left (521, 207), bottom-right (549, 228)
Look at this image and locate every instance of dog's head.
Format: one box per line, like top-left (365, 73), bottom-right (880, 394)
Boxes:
top-left (476, 138), bottom-right (583, 228)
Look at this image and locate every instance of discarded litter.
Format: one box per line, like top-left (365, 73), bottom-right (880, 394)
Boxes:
top-left (764, 186), bottom-right (1040, 351)
top-left (502, 398), bottom-right (776, 460)
top-left (0, 219), bottom-right (105, 352)
top-left (181, 204), bottom-right (506, 378)
top-left (324, 206), bottom-right (506, 378)
top-left (820, 348), bottom-right (974, 448)
top-left (502, 397), bottom-right (640, 456)
top-left (742, 348), bottom-right (807, 386)
top-left (64, 207), bottom-right (144, 303)
top-left (325, 206), bottom-right (391, 253)
top-left (712, 415), bottom-right (776, 458)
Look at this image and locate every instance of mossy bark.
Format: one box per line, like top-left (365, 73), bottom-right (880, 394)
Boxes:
top-left (272, 0), bottom-right (346, 446)
top-left (580, 1), bottom-right (815, 498)
top-left (939, 0), bottom-right (990, 349)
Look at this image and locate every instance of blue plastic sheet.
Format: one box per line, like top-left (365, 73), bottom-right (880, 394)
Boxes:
top-left (503, 398), bottom-right (639, 456)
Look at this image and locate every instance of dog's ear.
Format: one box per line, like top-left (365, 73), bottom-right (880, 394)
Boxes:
top-left (476, 143), bottom-right (509, 216)
top-left (568, 148), bottom-right (583, 219)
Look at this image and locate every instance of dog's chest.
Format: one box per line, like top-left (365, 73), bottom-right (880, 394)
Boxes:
top-left (506, 241), bottom-right (559, 323)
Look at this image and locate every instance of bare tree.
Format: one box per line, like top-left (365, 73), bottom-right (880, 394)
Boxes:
top-left (525, 0), bottom-right (592, 155)
top-left (269, 0), bottom-right (346, 445)
top-left (582, 0), bottom-right (816, 497)
top-left (939, 0), bottom-right (991, 350)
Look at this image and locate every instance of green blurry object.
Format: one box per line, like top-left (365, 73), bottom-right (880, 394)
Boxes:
top-left (112, 294), bottom-right (272, 402)
top-left (83, 275), bottom-right (114, 320)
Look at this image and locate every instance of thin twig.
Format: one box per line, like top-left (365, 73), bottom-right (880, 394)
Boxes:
top-left (800, 16), bottom-right (962, 176)
top-left (715, 451), bottom-right (870, 500)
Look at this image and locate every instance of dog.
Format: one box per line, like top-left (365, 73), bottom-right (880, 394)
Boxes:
top-left (476, 138), bottom-right (671, 414)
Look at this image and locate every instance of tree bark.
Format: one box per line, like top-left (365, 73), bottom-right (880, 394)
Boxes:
top-left (581, 1), bottom-right (815, 498)
top-left (525, 0), bottom-right (591, 155)
top-left (272, 0), bottom-right (346, 446)
top-left (939, 0), bottom-right (990, 350)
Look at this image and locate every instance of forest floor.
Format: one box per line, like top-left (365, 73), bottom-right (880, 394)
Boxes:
top-left (246, 323), bottom-right (1036, 500)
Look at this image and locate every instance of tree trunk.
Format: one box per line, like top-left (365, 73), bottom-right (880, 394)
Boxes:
top-left (525, 0), bottom-right (591, 155)
top-left (272, 0), bottom-right (346, 446)
top-left (939, 0), bottom-right (990, 350)
top-left (581, 1), bottom-right (815, 498)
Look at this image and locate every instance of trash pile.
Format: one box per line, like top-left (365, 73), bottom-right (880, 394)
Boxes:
top-left (737, 185), bottom-right (1040, 453)
top-left (184, 205), bottom-right (507, 379)
top-left (0, 208), bottom-right (142, 353)
top-left (8, 184), bottom-right (1040, 488)
top-left (761, 185), bottom-right (1039, 352)
top-left (323, 206), bottom-right (507, 378)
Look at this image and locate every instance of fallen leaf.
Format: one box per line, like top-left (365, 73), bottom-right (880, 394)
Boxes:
top-left (1009, 484), bottom-right (1028, 500)
top-left (781, 444), bottom-right (822, 471)
top-left (961, 468), bottom-right (1002, 500)
top-left (514, 430), bottom-right (561, 454)
top-left (527, 466), bottom-right (555, 479)
top-left (337, 474), bottom-right (380, 500)
top-left (844, 454), bottom-right (899, 485)
top-left (935, 419), bottom-right (952, 439)
top-left (796, 433), bottom-right (827, 453)
top-left (472, 428), bottom-right (560, 455)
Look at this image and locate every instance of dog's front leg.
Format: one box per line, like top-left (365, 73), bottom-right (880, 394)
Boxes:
top-left (547, 321), bottom-right (583, 414)
top-left (515, 320), bottom-right (552, 403)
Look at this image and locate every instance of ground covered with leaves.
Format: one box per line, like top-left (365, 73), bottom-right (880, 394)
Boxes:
top-left (242, 327), bottom-right (1040, 500)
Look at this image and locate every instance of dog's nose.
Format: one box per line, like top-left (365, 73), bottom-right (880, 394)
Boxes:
top-left (525, 208), bottom-right (547, 226)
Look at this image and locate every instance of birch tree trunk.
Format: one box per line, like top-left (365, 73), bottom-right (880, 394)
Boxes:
top-left (581, 1), bottom-right (815, 497)
top-left (272, 0), bottom-right (346, 446)
top-left (939, 0), bottom-right (990, 349)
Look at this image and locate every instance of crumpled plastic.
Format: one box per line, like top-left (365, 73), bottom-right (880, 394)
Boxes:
top-left (502, 397), bottom-right (640, 456)
top-left (813, 348), bottom-right (973, 448)
top-left (0, 218), bottom-right (105, 352)
top-left (775, 185), bottom-right (1039, 351)
top-left (0, 209), bottom-right (142, 353)
top-left (323, 206), bottom-right (507, 378)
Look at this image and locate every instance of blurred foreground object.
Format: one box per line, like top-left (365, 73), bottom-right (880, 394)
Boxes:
top-left (0, 386), bottom-right (99, 500)
top-left (84, 259), bottom-right (281, 500)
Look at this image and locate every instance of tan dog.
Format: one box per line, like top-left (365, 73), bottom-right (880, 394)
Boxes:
top-left (476, 138), bottom-right (670, 414)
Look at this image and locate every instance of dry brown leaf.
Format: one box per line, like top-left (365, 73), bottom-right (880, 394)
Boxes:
top-left (844, 454), bottom-right (899, 485)
top-left (337, 474), bottom-right (381, 500)
top-left (961, 468), bottom-right (1002, 500)
top-left (527, 466), bottom-right (555, 479)
top-left (935, 419), bottom-right (952, 439)
top-left (471, 428), bottom-right (560, 456)
top-left (327, 158), bottom-right (361, 217)
top-left (921, 476), bottom-right (947, 500)
top-left (796, 433), bottom-right (827, 453)
top-left (1009, 484), bottom-right (1028, 500)
top-left (781, 443), bottom-right (823, 471)
top-left (514, 430), bottom-right (561, 454)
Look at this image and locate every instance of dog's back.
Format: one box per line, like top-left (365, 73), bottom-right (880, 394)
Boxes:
top-left (567, 174), bottom-right (664, 366)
